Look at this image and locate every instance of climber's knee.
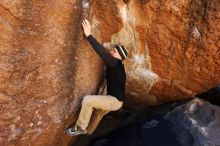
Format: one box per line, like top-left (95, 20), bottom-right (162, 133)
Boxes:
top-left (82, 95), bottom-right (93, 106)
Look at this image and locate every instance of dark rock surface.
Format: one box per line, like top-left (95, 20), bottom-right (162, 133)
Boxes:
top-left (197, 85), bottom-right (220, 106)
top-left (90, 98), bottom-right (220, 146)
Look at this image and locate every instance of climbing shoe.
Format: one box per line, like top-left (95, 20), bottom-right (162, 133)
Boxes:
top-left (66, 125), bottom-right (87, 136)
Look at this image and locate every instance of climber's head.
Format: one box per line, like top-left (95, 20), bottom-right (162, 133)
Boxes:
top-left (110, 45), bottom-right (128, 61)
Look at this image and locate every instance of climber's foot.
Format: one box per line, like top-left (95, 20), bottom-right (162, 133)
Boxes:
top-left (66, 125), bottom-right (87, 136)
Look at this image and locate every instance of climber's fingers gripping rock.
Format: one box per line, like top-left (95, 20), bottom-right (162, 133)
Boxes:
top-left (82, 19), bottom-right (91, 37)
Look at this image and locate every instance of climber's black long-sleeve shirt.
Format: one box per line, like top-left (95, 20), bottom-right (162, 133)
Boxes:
top-left (87, 35), bottom-right (126, 101)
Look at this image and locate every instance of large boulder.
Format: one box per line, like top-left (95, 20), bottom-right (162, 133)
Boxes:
top-left (90, 98), bottom-right (220, 146)
top-left (0, 0), bottom-right (219, 145)
top-left (89, 0), bottom-right (220, 106)
top-left (165, 99), bottom-right (220, 146)
top-left (0, 0), bottom-right (102, 145)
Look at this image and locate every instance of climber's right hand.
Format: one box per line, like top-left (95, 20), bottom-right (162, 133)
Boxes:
top-left (82, 19), bottom-right (91, 37)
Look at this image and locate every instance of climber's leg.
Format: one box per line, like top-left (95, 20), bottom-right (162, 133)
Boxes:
top-left (76, 95), bottom-right (122, 130)
top-left (86, 109), bottom-right (110, 134)
top-left (66, 95), bottom-right (122, 136)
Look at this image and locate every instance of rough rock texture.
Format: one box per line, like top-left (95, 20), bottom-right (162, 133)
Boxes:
top-left (165, 98), bottom-right (220, 146)
top-left (90, 98), bottom-right (220, 146)
top-left (89, 0), bottom-right (220, 106)
top-left (0, 0), bottom-right (103, 145)
top-left (0, 0), bottom-right (219, 145)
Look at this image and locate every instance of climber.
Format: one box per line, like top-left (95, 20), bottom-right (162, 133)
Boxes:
top-left (66, 19), bottom-right (128, 136)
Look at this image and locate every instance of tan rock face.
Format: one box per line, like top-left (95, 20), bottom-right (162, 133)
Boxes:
top-left (0, 0), bottom-right (219, 145)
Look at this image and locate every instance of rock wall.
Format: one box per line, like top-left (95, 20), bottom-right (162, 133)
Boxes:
top-left (0, 0), bottom-right (102, 145)
top-left (0, 0), bottom-right (219, 145)
top-left (91, 98), bottom-right (220, 146)
top-left (89, 0), bottom-right (220, 106)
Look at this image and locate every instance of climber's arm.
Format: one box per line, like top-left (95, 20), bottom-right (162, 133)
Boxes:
top-left (86, 35), bottom-right (117, 67)
top-left (82, 19), bottom-right (117, 67)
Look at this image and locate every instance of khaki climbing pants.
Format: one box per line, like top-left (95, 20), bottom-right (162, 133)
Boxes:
top-left (76, 95), bottom-right (123, 133)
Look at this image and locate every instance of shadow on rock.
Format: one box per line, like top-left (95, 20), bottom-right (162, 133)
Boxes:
top-left (196, 84), bottom-right (220, 106)
top-left (90, 98), bottom-right (220, 146)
